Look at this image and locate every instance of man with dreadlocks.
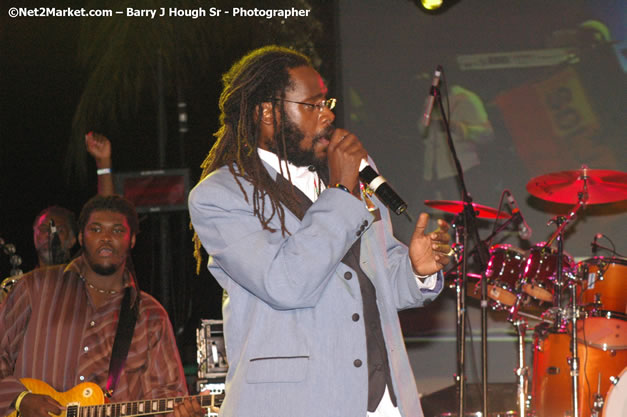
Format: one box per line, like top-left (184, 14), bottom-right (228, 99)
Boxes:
top-left (189, 45), bottom-right (451, 417)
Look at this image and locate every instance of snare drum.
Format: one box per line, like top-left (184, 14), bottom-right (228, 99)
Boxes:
top-left (485, 244), bottom-right (526, 307)
top-left (522, 243), bottom-right (573, 303)
top-left (603, 367), bottom-right (627, 417)
top-left (578, 257), bottom-right (627, 314)
top-left (532, 328), bottom-right (627, 417)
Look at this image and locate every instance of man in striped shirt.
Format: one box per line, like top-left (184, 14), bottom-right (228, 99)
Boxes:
top-left (0, 195), bottom-right (203, 417)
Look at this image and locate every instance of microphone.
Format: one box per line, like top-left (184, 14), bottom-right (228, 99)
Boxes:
top-left (505, 191), bottom-right (532, 240)
top-left (591, 233), bottom-right (603, 253)
top-left (422, 65), bottom-right (443, 127)
top-left (359, 160), bottom-right (407, 215)
top-left (49, 219), bottom-right (63, 264)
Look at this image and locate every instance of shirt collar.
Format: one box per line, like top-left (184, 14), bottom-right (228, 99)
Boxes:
top-left (65, 256), bottom-right (138, 298)
top-left (257, 148), bottom-right (325, 202)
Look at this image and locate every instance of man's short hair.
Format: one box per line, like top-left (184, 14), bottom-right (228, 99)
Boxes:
top-left (78, 195), bottom-right (140, 236)
top-left (33, 206), bottom-right (78, 237)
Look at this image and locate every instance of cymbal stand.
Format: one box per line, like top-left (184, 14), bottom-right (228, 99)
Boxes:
top-left (433, 70), bottom-right (490, 417)
top-left (545, 192), bottom-right (588, 417)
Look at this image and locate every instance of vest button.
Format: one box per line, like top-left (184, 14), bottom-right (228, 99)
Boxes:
top-left (344, 272), bottom-right (352, 280)
top-left (354, 359), bottom-right (363, 367)
top-left (352, 313), bottom-right (360, 322)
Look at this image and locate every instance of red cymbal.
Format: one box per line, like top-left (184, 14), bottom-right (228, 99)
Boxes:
top-left (424, 200), bottom-right (511, 219)
top-left (526, 168), bottom-right (627, 205)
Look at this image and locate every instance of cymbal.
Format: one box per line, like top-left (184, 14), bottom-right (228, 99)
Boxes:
top-left (424, 200), bottom-right (512, 219)
top-left (526, 168), bottom-right (627, 205)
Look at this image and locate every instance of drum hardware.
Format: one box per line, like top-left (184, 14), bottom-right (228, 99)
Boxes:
top-left (602, 368), bottom-right (626, 417)
top-left (525, 167), bottom-right (627, 205)
top-left (425, 200), bottom-right (513, 220)
top-left (525, 166), bottom-right (627, 417)
top-left (591, 373), bottom-right (604, 417)
top-left (508, 296), bottom-right (530, 417)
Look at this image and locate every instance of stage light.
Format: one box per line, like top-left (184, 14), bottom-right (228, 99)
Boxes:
top-left (414, 0), bottom-right (461, 14)
top-left (422, 0), bottom-right (443, 10)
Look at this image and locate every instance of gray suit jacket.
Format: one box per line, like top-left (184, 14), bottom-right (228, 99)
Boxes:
top-left (188, 161), bottom-right (443, 417)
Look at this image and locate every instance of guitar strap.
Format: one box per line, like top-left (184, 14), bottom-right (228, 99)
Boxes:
top-left (105, 287), bottom-right (138, 398)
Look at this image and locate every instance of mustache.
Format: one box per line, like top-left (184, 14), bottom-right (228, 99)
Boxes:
top-left (314, 125), bottom-right (336, 142)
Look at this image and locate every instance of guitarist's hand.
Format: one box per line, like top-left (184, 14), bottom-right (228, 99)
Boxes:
top-left (18, 393), bottom-right (64, 417)
top-left (173, 397), bottom-right (204, 417)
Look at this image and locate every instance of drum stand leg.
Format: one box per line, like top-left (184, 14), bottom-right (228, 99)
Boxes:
top-left (567, 281), bottom-right (581, 417)
top-left (509, 296), bottom-right (529, 417)
top-left (514, 318), bottom-right (529, 417)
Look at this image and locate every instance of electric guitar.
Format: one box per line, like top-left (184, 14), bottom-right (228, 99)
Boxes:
top-left (8, 378), bottom-right (223, 417)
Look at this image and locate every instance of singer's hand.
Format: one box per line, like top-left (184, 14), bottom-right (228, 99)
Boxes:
top-left (326, 128), bottom-right (367, 194)
top-left (409, 213), bottom-right (451, 276)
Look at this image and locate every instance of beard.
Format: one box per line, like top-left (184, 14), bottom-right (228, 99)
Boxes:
top-left (90, 263), bottom-right (119, 276)
top-left (280, 116), bottom-right (333, 174)
top-left (82, 249), bottom-right (125, 276)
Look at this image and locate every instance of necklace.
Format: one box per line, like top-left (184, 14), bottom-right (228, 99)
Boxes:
top-left (80, 275), bottom-right (118, 295)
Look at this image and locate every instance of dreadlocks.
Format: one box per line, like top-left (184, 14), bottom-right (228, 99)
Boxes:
top-left (192, 45), bottom-right (313, 273)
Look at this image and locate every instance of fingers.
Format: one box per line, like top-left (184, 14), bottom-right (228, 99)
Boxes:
top-left (173, 398), bottom-right (204, 417)
top-left (413, 213), bottom-right (430, 237)
top-left (328, 129), bottom-right (366, 160)
top-left (45, 396), bottom-right (64, 415)
top-left (326, 129), bottom-right (367, 191)
top-left (20, 393), bottom-right (64, 417)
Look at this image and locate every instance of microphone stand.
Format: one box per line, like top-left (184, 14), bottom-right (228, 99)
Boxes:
top-left (433, 79), bottom-right (490, 417)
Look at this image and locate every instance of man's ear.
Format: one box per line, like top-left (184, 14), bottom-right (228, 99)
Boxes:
top-left (78, 232), bottom-right (83, 247)
top-left (259, 101), bottom-right (275, 125)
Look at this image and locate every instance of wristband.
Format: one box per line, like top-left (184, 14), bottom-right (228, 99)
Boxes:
top-left (14, 390), bottom-right (30, 412)
top-left (331, 183), bottom-right (351, 194)
top-left (97, 168), bottom-right (112, 176)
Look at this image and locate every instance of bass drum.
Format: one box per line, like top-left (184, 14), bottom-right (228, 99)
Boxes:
top-left (532, 327), bottom-right (627, 417)
top-left (603, 367), bottom-right (627, 417)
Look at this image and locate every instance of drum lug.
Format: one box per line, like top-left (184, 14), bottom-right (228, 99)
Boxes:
top-left (609, 374), bottom-right (620, 385)
top-left (592, 393), bottom-right (604, 413)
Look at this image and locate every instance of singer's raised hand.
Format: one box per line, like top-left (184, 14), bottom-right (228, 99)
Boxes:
top-left (326, 128), bottom-right (367, 193)
top-left (409, 213), bottom-right (452, 277)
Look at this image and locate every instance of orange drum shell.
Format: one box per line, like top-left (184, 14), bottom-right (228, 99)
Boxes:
top-left (532, 331), bottom-right (627, 417)
top-left (579, 258), bottom-right (627, 314)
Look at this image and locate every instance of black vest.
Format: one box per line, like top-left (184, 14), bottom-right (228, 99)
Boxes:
top-left (274, 175), bottom-right (397, 411)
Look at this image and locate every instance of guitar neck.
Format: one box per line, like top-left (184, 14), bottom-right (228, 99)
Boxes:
top-left (71, 394), bottom-right (222, 417)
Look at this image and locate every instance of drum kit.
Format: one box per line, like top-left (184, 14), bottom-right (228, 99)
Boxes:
top-left (428, 167), bottom-right (627, 417)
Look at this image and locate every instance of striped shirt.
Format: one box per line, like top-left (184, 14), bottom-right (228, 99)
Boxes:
top-left (0, 257), bottom-right (188, 416)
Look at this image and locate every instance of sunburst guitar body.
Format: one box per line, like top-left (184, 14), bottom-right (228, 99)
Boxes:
top-left (8, 378), bottom-right (222, 417)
